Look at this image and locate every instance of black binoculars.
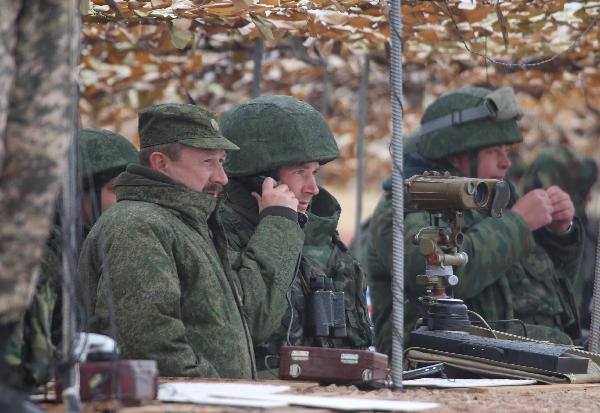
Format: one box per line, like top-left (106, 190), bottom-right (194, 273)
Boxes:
top-left (306, 276), bottom-right (347, 338)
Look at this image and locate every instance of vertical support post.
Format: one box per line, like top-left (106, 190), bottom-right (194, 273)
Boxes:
top-left (318, 58), bottom-right (329, 186)
top-left (589, 220), bottom-right (600, 353)
top-left (389, 0), bottom-right (405, 390)
top-left (354, 55), bottom-right (369, 259)
top-left (252, 38), bottom-right (263, 98)
top-left (61, 0), bottom-right (82, 410)
top-left (321, 54), bottom-right (330, 119)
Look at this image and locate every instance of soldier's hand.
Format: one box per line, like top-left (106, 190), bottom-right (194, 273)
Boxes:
top-left (251, 177), bottom-right (299, 213)
top-left (512, 189), bottom-right (553, 231)
top-left (546, 186), bottom-right (575, 233)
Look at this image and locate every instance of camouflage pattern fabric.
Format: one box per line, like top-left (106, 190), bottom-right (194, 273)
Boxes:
top-left (2, 228), bottom-right (61, 390)
top-left (302, 187), bottom-right (372, 348)
top-left (365, 165), bottom-right (582, 356)
top-left (415, 87), bottom-right (523, 161)
top-left (220, 95), bottom-right (340, 177)
top-left (220, 180), bottom-right (372, 375)
top-left (77, 128), bottom-right (138, 191)
top-left (0, 0), bottom-right (73, 324)
top-left (218, 181), bottom-right (305, 346)
top-left (520, 145), bottom-right (597, 221)
top-left (520, 145), bottom-right (598, 332)
top-left (80, 165), bottom-right (259, 378)
top-left (138, 103), bottom-right (238, 150)
top-left (364, 88), bottom-right (580, 355)
top-left (2, 129), bottom-right (137, 390)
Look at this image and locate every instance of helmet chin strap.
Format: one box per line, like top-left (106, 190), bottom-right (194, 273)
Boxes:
top-left (468, 151), bottom-right (478, 178)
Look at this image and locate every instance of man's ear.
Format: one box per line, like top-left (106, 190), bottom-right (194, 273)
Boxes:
top-left (148, 152), bottom-right (168, 173)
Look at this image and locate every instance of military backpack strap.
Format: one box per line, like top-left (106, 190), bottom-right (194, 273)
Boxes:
top-left (325, 231), bottom-right (348, 282)
top-left (297, 258), bottom-right (312, 296)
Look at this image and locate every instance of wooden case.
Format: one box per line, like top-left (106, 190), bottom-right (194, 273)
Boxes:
top-left (278, 346), bottom-right (388, 385)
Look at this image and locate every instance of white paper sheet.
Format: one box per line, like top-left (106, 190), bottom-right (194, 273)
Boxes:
top-left (159, 382), bottom-right (290, 397)
top-left (158, 382), bottom-right (291, 408)
top-left (160, 393), bottom-right (288, 408)
top-left (402, 378), bottom-right (537, 388)
top-left (158, 381), bottom-right (440, 411)
top-left (214, 393), bottom-right (440, 412)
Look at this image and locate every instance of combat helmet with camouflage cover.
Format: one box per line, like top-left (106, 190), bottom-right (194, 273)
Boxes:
top-left (77, 128), bottom-right (138, 191)
top-left (520, 145), bottom-right (597, 219)
top-left (220, 95), bottom-right (340, 177)
top-left (416, 87), bottom-right (524, 161)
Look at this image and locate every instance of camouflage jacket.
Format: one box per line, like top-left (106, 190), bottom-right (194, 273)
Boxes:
top-left (366, 168), bottom-right (582, 356)
top-left (220, 180), bottom-right (372, 372)
top-left (216, 180), bottom-right (306, 345)
top-left (519, 145), bottom-right (597, 330)
top-left (80, 165), bottom-right (260, 378)
top-left (2, 226), bottom-right (61, 390)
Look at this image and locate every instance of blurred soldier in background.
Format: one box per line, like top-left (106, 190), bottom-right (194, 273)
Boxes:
top-left (219, 95), bottom-right (372, 377)
top-left (520, 145), bottom-right (598, 343)
top-left (1, 129), bottom-right (137, 392)
top-left (364, 87), bottom-right (582, 356)
top-left (0, 2), bottom-right (75, 409)
top-left (506, 151), bottom-right (527, 188)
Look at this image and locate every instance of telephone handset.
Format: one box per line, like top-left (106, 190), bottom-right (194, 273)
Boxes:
top-left (240, 176), bottom-right (308, 227)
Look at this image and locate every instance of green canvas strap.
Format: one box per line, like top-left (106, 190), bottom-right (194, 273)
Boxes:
top-left (418, 104), bottom-right (494, 136)
top-left (417, 87), bottom-right (524, 137)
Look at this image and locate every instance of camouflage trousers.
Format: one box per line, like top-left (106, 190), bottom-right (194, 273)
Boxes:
top-left (0, 0), bottom-right (74, 323)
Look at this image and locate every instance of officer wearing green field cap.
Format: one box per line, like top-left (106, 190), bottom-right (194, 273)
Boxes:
top-left (219, 95), bottom-right (372, 376)
top-left (364, 87), bottom-right (581, 356)
top-left (79, 103), bottom-right (300, 378)
top-left (520, 145), bottom-right (598, 341)
top-left (3, 128), bottom-right (137, 391)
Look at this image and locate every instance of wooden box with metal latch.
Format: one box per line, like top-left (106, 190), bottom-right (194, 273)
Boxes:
top-left (278, 346), bottom-right (388, 385)
top-left (56, 360), bottom-right (158, 403)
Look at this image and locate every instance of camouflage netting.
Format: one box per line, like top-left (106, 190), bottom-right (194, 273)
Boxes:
top-left (79, 0), bottom-right (600, 186)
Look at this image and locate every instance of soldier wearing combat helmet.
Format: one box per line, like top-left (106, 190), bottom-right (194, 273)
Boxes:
top-left (79, 103), bottom-right (301, 378)
top-left (520, 145), bottom-right (598, 342)
top-left (364, 87), bottom-right (581, 356)
top-left (2, 128), bottom-right (137, 391)
top-left (77, 128), bottom-right (139, 228)
top-left (219, 95), bottom-right (372, 376)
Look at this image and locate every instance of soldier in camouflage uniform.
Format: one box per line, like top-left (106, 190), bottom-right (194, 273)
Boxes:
top-left (0, 6), bottom-right (74, 411)
top-left (365, 87), bottom-right (582, 356)
top-left (520, 145), bottom-right (598, 337)
top-left (2, 129), bottom-right (138, 391)
top-left (0, 0), bottom-right (73, 367)
top-left (80, 103), bottom-right (303, 378)
top-left (219, 95), bottom-right (372, 376)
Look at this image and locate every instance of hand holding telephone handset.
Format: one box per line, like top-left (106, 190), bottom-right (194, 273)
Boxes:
top-left (242, 176), bottom-right (308, 226)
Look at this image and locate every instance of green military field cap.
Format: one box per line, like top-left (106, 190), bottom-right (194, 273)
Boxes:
top-left (138, 103), bottom-right (239, 151)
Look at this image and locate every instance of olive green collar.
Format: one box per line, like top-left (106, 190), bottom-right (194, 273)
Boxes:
top-left (304, 187), bottom-right (340, 246)
top-left (115, 164), bottom-right (218, 224)
top-left (222, 178), bottom-right (260, 225)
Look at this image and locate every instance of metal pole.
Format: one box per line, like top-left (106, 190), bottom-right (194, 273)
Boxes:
top-left (389, 0), bottom-right (405, 390)
top-left (318, 59), bottom-right (330, 187)
top-left (61, 0), bottom-right (82, 410)
top-left (252, 38), bottom-right (263, 98)
top-left (354, 55), bottom-right (369, 259)
top-left (589, 219), bottom-right (600, 352)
